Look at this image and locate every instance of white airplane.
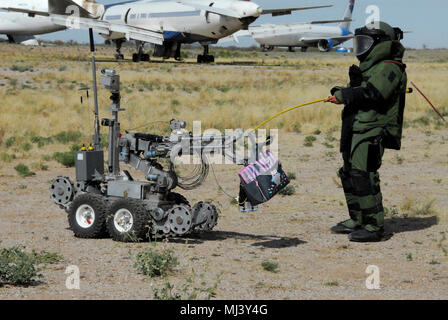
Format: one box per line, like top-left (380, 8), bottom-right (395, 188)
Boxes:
top-left (233, 0), bottom-right (355, 52)
top-left (0, 0), bottom-right (104, 45)
top-left (1, 0), bottom-right (332, 62)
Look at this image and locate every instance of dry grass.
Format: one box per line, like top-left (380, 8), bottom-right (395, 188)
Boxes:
top-left (0, 43), bottom-right (447, 170)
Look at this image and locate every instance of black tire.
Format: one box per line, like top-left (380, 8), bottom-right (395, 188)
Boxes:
top-left (132, 53), bottom-right (140, 62)
top-left (167, 192), bottom-right (190, 206)
top-left (142, 53), bottom-right (150, 62)
top-left (68, 193), bottom-right (108, 238)
top-left (107, 199), bottom-right (151, 242)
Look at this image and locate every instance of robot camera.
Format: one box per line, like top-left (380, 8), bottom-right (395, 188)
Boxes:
top-left (100, 69), bottom-right (120, 92)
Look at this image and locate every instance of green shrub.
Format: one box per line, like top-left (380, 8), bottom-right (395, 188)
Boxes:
top-left (5, 136), bottom-right (15, 148)
top-left (217, 86), bottom-right (230, 93)
top-left (305, 136), bottom-right (317, 142)
top-left (31, 135), bottom-right (53, 148)
top-left (180, 51), bottom-right (190, 59)
top-left (0, 246), bottom-right (42, 286)
top-left (153, 275), bottom-right (220, 300)
top-left (261, 261), bottom-right (279, 273)
top-left (287, 172), bottom-right (296, 180)
top-left (21, 142), bottom-right (32, 152)
top-left (1, 152), bottom-right (16, 163)
top-left (33, 251), bottom-right (63, 265)
top-left (53, 151), bottom-right (75, 167)
top-left (14, 164), bottom-right (35, 177)
top-left (134, 248), bottom-right (178, 277)
top-left (324, 281), bottom-right (339, 287)
top-left (10, 65), bottom-right (33, 72)
top-left (279, 185), bottom-right (295, 196)
top-left (53, 131), bottom-right (82, 144)
top-left (53, 144), bottom-right (80, 167)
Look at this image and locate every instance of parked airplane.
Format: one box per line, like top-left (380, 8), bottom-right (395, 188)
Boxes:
top-left (0, 0), bottom-right (104, 45)
top-left (233, 0), bottom-right (355, 52)
top-left (1, 0), bottom-right (332, 62)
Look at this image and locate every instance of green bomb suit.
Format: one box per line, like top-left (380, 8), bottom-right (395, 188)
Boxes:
top-left (332, 40), bottom-right (408, 233)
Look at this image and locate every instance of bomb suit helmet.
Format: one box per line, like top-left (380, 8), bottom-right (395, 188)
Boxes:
top-left (353, 21), bottom-right (404, 57)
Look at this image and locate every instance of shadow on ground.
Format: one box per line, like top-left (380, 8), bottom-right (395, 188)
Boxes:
top-left (171, 230), bottom-right (306, 248)
top-left (385, 216), bottom-right (438, 234)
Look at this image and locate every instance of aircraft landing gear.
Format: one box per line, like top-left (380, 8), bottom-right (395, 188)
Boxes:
top-left (132, 41), bottom-right (150, 62)
top-left (114, 39), bottom-right (125, 60)
top-left (197, 45), bottom-right (214, 63)
top-left (301, 47), bottom-right (308, 52)
top-left (261, 45), bottom-right (274, 52)
top-left (288, 46), bottom-right (295, 52)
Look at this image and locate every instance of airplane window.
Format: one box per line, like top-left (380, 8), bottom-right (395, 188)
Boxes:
top-left (141, 13), bottom-right (147, 18)
top-left (130, 14), bottom-right (136, 19)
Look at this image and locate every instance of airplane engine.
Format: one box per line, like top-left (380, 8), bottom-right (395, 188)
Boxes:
top-left (317, 39), bottom-right (334, 52)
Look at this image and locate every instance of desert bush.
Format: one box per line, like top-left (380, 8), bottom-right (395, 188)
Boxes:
top-left (53, 144), bottom-right (81, 167)
top-left (10, 65), bottom-right (33, 72)
top-left (53, 131), bottom-right (82, 144)
top-left (53, 151), bottom-right (75, 167)
top-left (5, 137), bottom-right (15, 148)
top-left (279, 185), bottom-right (295, 196)
top-left (33, 251), bottom-right (63, 265)
top-left (0, 246), bottom-right (42, 286)
top-left (14, 164), bottom-right (36, 177)
top-left (31, 135), bottom-right (53, 148)
top-left (1, 152), bottom-right (16, 163)
top-left (287, 172), bottom-right (296, 180)
top-left (261, 261), bottom-right (279, 273)
top-left (153, 275), bottom-right (220, 300)
top-left (21, 142), bottom-right (32, 152)
top-left (134, 248), bottom-right (178, 277)
top-left (401, 198), bottom-right (437, 216)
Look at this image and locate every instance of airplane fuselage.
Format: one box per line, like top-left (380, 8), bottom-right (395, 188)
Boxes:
top-left (102, 0), bottom-right (261, 44)
top-left (249, 23), bottom-right (350, 47)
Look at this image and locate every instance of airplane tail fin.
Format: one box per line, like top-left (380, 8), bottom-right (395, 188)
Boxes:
top-left (339, 0), bottom-right (355, 30)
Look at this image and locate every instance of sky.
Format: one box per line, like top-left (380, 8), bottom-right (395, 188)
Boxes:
top-left (31, 0), bottom-right (448, 49)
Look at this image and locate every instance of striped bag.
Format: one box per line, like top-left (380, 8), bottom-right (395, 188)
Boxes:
top-left (238, 150), bottom-right (290, 205)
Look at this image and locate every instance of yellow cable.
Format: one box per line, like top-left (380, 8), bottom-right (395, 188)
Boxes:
top-left (253, 98), bottom-right (328, 130)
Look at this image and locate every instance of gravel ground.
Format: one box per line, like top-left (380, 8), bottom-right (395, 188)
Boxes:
top-left (0, 128), bottom-right (447, 300)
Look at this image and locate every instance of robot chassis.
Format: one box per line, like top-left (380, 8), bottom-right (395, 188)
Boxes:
top-left (49, 69), bottom-right (254, 242)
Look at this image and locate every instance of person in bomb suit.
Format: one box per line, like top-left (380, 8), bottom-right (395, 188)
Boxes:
top-left (327, 21), bottom-right (408, 242)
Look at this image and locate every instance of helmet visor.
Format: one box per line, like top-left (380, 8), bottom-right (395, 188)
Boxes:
top-left (353, 35), bottom-right (375, 56)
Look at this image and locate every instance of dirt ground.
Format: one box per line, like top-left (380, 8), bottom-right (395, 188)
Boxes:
top-left (0, 127), bottom-right (447, 300)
